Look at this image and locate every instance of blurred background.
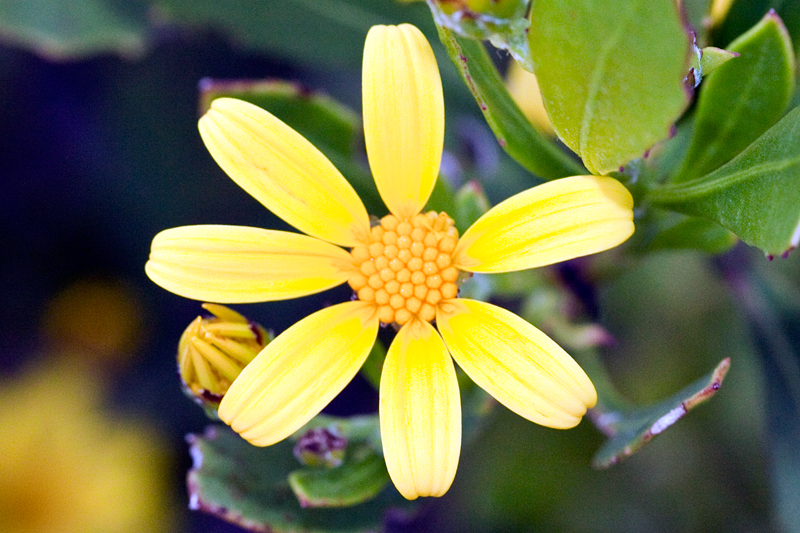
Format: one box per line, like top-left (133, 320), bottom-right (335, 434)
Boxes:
top-left (2, 1), bottom-right (799, 532)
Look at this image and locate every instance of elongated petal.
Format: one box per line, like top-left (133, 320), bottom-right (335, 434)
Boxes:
top-left (363, 24), bottom-right (444, 219)
top-left (380, 320), bottom-right (460, 500)
top-left (437, 299), bottom-right (596, 429)
top-left (219, 302), bottom-right (379, 446)
top-left (146, 225), bottom-right (353, 303)
top-left (453, 176), bottom-right (634, 272)
top-left (199, 97), bottom-right (370, 247)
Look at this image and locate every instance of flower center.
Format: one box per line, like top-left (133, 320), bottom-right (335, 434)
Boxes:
top-left (348, 211), bottom-right (460, 326)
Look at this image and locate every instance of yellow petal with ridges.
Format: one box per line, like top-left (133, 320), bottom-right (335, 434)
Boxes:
top-left (145, 225), bottom-right (354, 303)
top-left (437, 299), bottom-right (596, 429)
top-left (363, 24), bottom-right (444, 219)
top-left (380, 320), bottom-right (460, 500)
top-left (199, 97), bottom-right (370, 247)
top-left (453, 176), bottom-right (634, 272)
top-left (219, 301), bottom-right (379, 446)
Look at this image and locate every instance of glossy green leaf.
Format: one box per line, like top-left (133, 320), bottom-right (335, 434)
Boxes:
top-left (528, 0), bottom-right (691, 175)
top-left (672, 12), bottom-right (795, 183)
top-left (648, 105), bottom-right (800, 257)
top-left (723, 263), bottom-right (800, 533)
top-left (589, 356), bottom-right (731, 468)
top-left (434, 25), bottom-right (586, 181)
top-left (187, 423), bottom-right (413, 532)
top-left (199, 78), bottom-right (383, 216)
top-left (0, 0), bottom-right (148, 59)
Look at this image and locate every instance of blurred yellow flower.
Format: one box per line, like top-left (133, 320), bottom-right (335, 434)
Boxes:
top-left (0, 361), bottom-right (172, 533)
top-left (146, 23), bottom-right (634, 499)
top-left (506, 61), bottom-right (555, 136)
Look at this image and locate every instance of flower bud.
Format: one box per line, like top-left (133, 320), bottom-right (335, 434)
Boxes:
top-left (293, 426), bottom-right (348, 468)
top-left (178, 303), bottom-right (270, 413)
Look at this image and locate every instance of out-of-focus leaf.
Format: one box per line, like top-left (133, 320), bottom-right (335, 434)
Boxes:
top-left (672, 12), bottom-right (795, 183)
top-left (647, 214), bottom-right (738, 254)
top-left (187, 423), bottom-right (413, 532)
top-left (0, 0), bottom-right (148, 59)
top-left (528, 0), bottom-right (691, 175)
top-left (198, 78), bottom-right (383, 216)
top-left (151, 0), bottom-right (435, 68)
top-left (434, 25), bottom-right (586, 181)
top-left (682, 0), bottom-right (714, 44)
top-left (722, 263), bottom-right (800, 533)
top-left (648, 105), bottom-right (800, 258)
top-left (453, 181), bottom-right (490, 233)
top-left (715, 0), bottom-right (800, 55)
top-left (427, 0), bottom-right (533, 70)
top-left (588, 356), bottom-right (730, 468)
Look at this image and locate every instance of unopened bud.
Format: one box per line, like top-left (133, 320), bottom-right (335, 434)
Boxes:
top-left (178, 303), bottom-right (270, 412)
top-left (293, 427), bottom-right (347, 468)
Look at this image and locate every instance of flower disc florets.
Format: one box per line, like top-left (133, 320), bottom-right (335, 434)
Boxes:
top-left (348, 211), bottom-right (460, 325)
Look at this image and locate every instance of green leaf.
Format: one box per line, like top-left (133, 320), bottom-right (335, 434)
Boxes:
top-left (723, 264), bottom-right (800, 533)
top-left (187, 423), bottom-right (414, 532)
top-left (528, 0), bottom-right (691, 175)
top-left (151, 0), bottom-right (436, 68)
top-left (648, 105), bottom-right (800, 257)
top-left (434, 25), bottom-right (586, 181)
top-left (672, 12), bottom-right (796, 183)
top-left (588, 356), bottom-right (731, 468)
top-left (453, 181), bottom-right (491, 233)
top-left (0, 0), bottom-right (149, 59)
top-left (199, 78), bottom-right (383, 215)
top-left (698, 46), bottom-right (740, 76)
top-left (288, 449), bottom-right (390, 509)
top-left (646, 214), bottom-right (738, 255)
top-left (716, 0), bottom-right (800, 55)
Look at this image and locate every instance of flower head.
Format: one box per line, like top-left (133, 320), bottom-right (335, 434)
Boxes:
top-left (146, 23), bottom-right (634, 499)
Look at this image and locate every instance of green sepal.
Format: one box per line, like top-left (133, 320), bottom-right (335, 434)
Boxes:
top-left (528, 0), bottom-right (691, 175)
top-left (648, 105), bottom-right (800, 258)
top-left (588, 356), bottom-right (731, 468)
top-left (672, 12), bottom-right (796, 183)
top-left (198, 78), bottom-right (383, 214)
top-left (434, 25), bottom-right (586, 181)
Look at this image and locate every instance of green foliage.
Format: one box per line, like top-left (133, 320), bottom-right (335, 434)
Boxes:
top-left (528, 0), bottom-right (691, 175)
top-left (0, 0), bottom-right (149, 58)
top-left (187, 423), bottom-right (413, 533)
top-left (434, 25), bottom-right (586, 181)
top-left (587, 355), bottom-right (731, 468)
top-left (649, 106), bottom-right (800, 257)
top-left (672, 12), bottom-right (796, 183)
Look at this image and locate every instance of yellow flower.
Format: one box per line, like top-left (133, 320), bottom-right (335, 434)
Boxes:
top-left (145, 23), bottom-right (634, 500)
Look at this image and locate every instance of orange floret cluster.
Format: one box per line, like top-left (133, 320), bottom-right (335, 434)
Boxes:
top-left (348, 211), bottom-right (460, 325)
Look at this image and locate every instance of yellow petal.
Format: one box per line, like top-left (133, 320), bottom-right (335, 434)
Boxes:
top-left (453, 176), bottom-right (634, 272)
top-left (219, 302), bottom-right (379, 446)
top-left (199, 97), bottom-right (370, 247)
top-left (363, 24), bottom-right (444, 219)
top-left (380, 320), bottom-right (460, 500)
top-left (437, 299), bottom-right (596, 429)
top-left (145, 225), bottom-right (353, 303)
